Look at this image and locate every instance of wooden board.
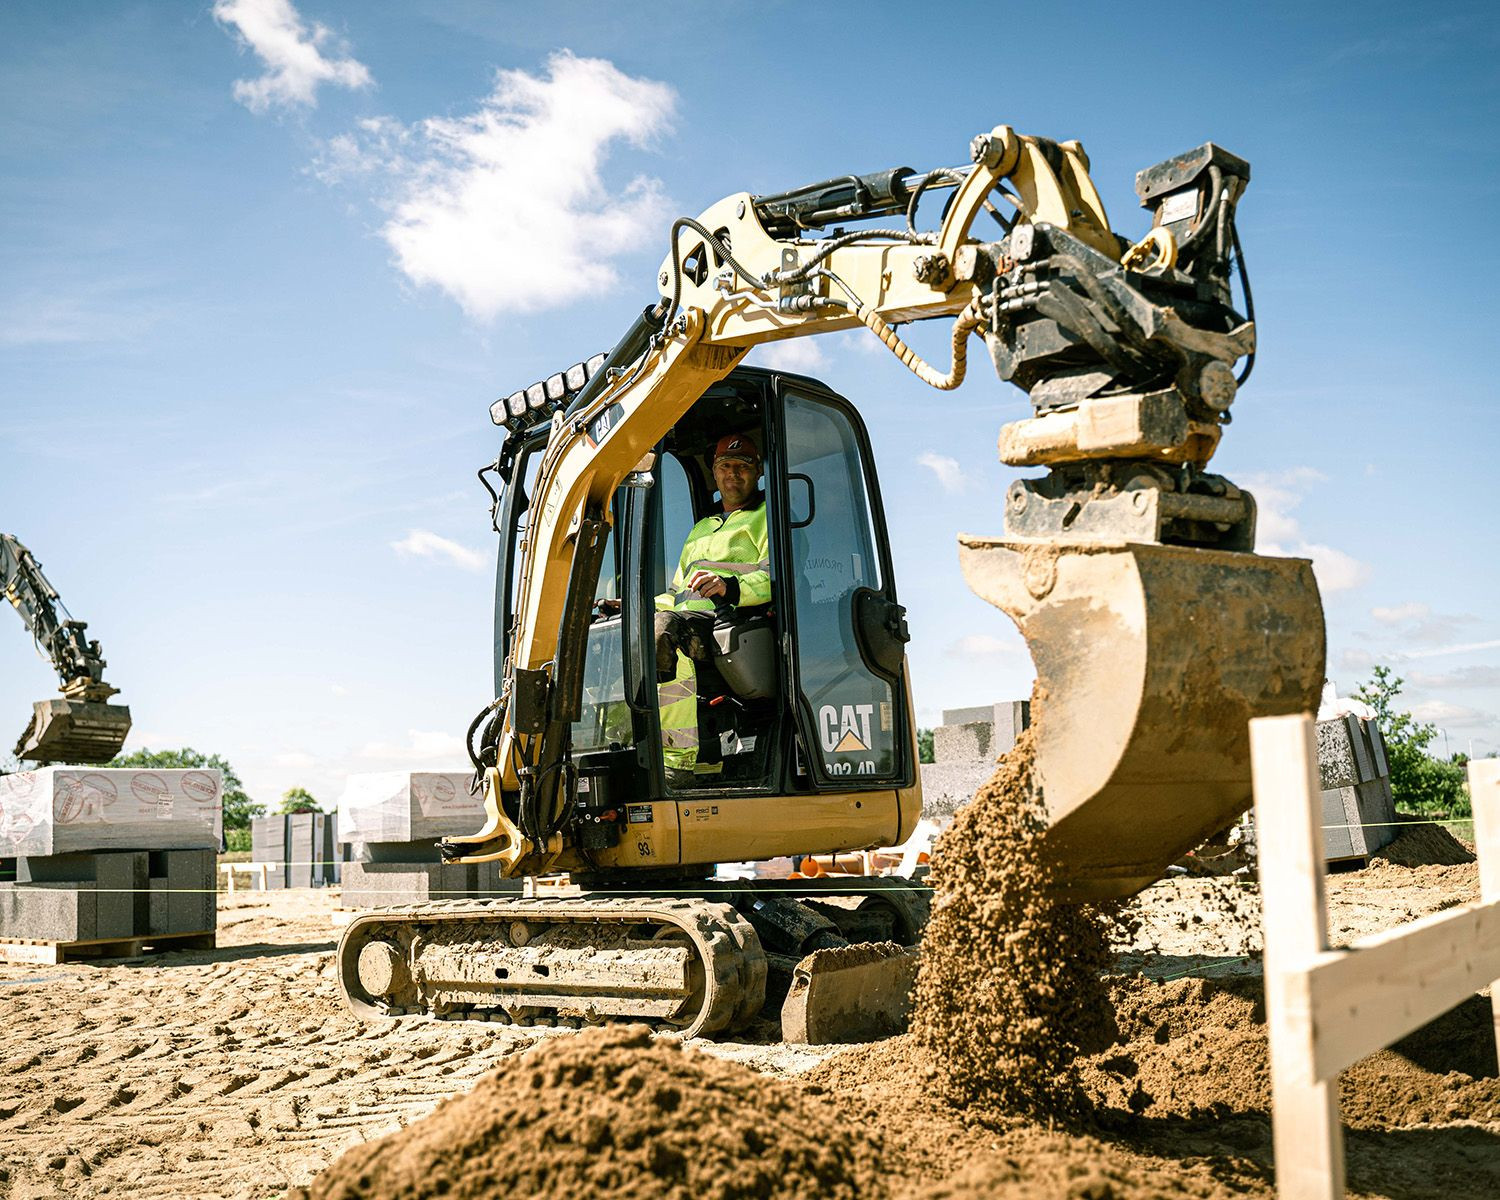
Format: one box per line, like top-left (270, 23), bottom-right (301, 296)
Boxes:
top-left (0, 930), bottom-right (215, 965)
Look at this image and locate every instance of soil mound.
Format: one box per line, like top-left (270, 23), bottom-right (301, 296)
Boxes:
top-left (1371, 821), bottom-right (1475, 867)
top-left (1078, 975), bottom-right (1500, 1129)
top-left (293, 1024), bottom-right (886, 1200)
top-left (909, 732), bottom-right (1117, 1117)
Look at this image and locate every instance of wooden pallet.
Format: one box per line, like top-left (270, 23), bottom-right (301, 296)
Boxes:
top-left (0, 930), bottom-right (216, 966)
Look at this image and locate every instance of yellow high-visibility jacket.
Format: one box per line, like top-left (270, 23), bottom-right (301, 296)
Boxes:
top-left (655, 498), bottom-right (771, 613)
top-left (655, 498), bottom-right (770, 773)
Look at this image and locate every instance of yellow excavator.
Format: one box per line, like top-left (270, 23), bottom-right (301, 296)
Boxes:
top-left (336, 124), bottom-right (1325, 1041)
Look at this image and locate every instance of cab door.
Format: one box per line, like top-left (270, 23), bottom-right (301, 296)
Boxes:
top-left (773, 381), bottom-right (913, 789)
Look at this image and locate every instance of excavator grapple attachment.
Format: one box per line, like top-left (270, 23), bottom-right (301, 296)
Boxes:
top-left (957, 537), bottom-right (1325, 901)
top-left (16, 698), bottom-right (133, 766)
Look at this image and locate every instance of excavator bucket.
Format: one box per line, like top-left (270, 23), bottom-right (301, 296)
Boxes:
top-left (16, 698), bottom-right (133, 766)
top-left (957, 538), bottom-right (1325, 901)
top-left (781, 942), bottom-right (920, 1044)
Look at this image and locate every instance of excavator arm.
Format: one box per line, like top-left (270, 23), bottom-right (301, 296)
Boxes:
top-left (2, 533), bottom-right (132, 764)
top-left (446, 124), bottom-right (1324, 899)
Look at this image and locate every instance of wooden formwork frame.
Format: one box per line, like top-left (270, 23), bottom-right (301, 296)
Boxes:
top-left (1251, 714), bottom-right (1500, 1199)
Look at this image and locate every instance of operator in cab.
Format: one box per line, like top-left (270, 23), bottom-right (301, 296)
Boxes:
top-left (654, 434), bottom-right (770, 788)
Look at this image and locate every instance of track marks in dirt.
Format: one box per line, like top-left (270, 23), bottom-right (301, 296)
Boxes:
top-left (0, 893), bottom-right (547, 1200)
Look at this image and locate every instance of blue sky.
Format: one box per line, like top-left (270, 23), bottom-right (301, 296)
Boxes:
top-left (2, 0), bottom-right (1496, 806)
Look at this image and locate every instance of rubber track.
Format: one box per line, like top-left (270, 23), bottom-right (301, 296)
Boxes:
top-left (337, 895), bottom-right (766, 1039)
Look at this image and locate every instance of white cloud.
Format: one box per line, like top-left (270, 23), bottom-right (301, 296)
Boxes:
top-left (323, 51), bottom-right (675, 319)
top-left (272, 750), bottom-right (318, 769)
top-left (330, 683), bottom-right (350, 697)
top-left (917, 451), bottom-right (973, 495)
top-left (1411, 665), bottom-right (1500, 690)
top-left (1398, 638), bottom-right (1500, 661)
top-left (753, 340), bottom-right (827, 372)
top-left (356, 728), bottom-right (468, 768)
top-left (1246, 468), bottom-right (1370, 594)
top-left (944, 633), bottom-right (1018, 658)
top-left (391, 529), bottom-right (487, 572)
top-left (214, 0), bottom-right (372, 113)
top-left (1372, 602), bottom-right (1429, 625)
top-left (1409, 700), bottom-right (1499, 731)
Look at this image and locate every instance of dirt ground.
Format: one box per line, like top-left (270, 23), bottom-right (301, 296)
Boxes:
top-left (0, 851), bottom-right (1494, 1199)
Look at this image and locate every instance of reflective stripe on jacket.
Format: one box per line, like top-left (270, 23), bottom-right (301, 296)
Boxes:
top-left (654, 499), bottom-right (770, 613)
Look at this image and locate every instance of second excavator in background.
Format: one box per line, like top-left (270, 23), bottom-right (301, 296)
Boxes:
top-left (337, 123), bottom-right (1325, 1041)
top-left (2, 532), bottom-right (133, 765)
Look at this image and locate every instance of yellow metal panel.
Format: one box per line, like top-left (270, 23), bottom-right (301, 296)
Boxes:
top-left (588, 800), bottom-right (682, 870)
top-left (677, 791), bottom-right (901, 866)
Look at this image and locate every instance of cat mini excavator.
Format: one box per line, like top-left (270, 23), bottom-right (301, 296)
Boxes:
top-left (337, 124), bottom-right (1325, 1041)
top-left (2, 533), bottom-right (133, 764)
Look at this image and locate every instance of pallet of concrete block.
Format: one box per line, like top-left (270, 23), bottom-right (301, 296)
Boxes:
top-left (0, 768), bottom-right (221, 962)
top-left (0, 849), bottom-right (216, 963)
top-left (0, 767), bottom-right (222, 855)
top-left (1316, 712), bottom-right (1397, 863)
top-left (251, 811), bottom-right (340, 888)
top-left (337, 771), bottom-right (520, 908)
top-left (919, 700), bottom-right (1030, 824)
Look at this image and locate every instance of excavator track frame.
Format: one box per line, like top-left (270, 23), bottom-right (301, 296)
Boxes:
top-left (337, 895), bottom-right (766, 1038)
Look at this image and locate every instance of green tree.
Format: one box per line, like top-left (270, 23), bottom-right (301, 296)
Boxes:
top-left (277, 786), bottom-right (321, 814)
top-left (917, 727), bottom-right (935, 764)
top-left (108, 747), bottom-right (265, 850)
top-left (1352, 666), bottom-right (1470, 818)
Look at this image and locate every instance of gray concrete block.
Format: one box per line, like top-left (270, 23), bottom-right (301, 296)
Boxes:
top-left (992, 700), bottom-right (1031, 751)
top-left (94, 852), bottom-right (149, 940)
top-left (15, 853), bottom-right (98, 883)
top-left (356, 838), bottom-right (444, 864)
top-left (0, 883), bottom-right (96, 942)
top-left (933, 720), bottom-right (993, 764)
top-left (339, 860), bottom-right (522, 908)
top-left (148, 850), bottom-right (215, 935)
top-left (940, 705), bottom-right (993, 728)
top-left (1355, 778), bottom-right (1399, 855)
top-left (918, 760), bottom-right (1000, 823)
top-left (1346, 714), bottom-right (1377, 782)
top-left (1316, 718), bottom-right (1359, 789)
top-left (1369, 722), bottom-right (1389, 777)
top-left (1321, 786), bottom-right (1359, 860)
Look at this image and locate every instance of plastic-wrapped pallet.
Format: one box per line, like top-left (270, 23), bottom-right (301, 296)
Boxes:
top-left (336, 772), bottom-right (518, 907)
top-left (337, 772), bottom-right (485, 844)
top-left (0, 768), bottom-right (222, 856)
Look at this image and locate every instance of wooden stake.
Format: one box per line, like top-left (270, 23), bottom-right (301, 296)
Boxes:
top-left (1252, 714), bottom-right (1345, 1200)
top-left (1468, 757), bottom-right (1500, 1073)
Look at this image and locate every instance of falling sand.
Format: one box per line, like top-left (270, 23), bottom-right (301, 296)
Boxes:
top-left (908, 731), bottom-right (1118, 1116)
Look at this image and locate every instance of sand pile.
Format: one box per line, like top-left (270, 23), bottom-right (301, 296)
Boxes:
top-left (909, 732), bottom-right (1117, 1116)
top-left (292, 1024), bottom-right (887, 1200)
top-left (1081, 975), bottom-right (1500, 1129)
top-left (1371, 820), bottom-right (1475, 867)
top-left (808, 971), bottom-right (1499, 1199)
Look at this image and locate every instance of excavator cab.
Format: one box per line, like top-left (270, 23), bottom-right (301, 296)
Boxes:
top-left (489, 366), bottom-right (920, 869)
